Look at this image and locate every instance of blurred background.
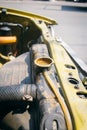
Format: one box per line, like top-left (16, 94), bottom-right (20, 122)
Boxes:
top-left (0, 0), bottom-right (87, 64)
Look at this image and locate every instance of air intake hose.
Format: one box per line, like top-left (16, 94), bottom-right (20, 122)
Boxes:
top-left (0, 84), bottom-right (36, 102)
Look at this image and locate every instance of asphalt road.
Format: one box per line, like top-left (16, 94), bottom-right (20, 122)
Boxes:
top-left (0, 0), bottom-right (87, 64)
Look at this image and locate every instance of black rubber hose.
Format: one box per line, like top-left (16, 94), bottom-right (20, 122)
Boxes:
top-left (0, 84), bottom-right (36, 102)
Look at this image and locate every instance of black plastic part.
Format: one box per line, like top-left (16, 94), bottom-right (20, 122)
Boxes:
top-left (39, 99), bottom-right (67, 130)
top-left (0, 52), bottom-right (67, 130)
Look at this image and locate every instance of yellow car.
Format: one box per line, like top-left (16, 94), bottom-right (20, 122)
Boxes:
top-left (0, 7), bottom-right (87, 130)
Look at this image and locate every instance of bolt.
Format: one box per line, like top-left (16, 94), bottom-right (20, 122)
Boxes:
top-left (23, 95), bottom-right (33, 101)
